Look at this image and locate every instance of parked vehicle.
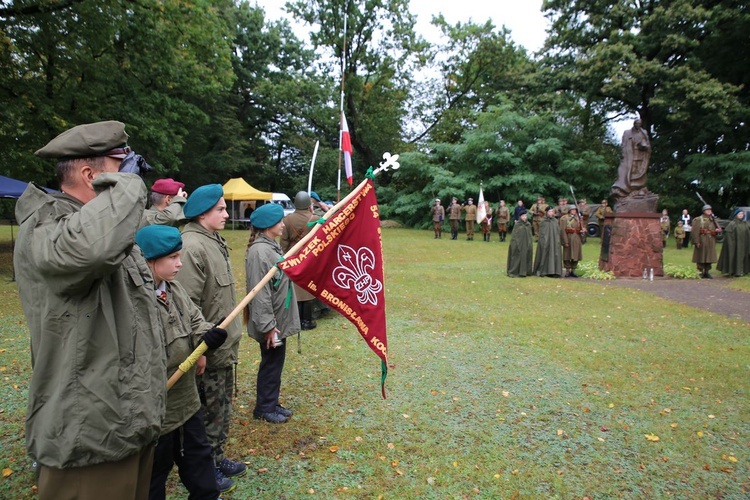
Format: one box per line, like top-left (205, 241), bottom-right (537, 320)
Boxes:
top-left (270, 193), bottom-right (295, 216)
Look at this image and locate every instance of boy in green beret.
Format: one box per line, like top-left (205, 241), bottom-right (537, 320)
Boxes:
top-left (135, 225), bottom-right (228, 498)
top-left (179, 184), bottom-right (245, 492)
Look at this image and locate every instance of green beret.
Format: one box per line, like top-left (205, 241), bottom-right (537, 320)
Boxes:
top-left (136, 225), bottom-right (183, 260)
top-left (184, 184), bottom-right (223, 218)
top-left (35, 121), bottom-right (129, 159)
top-left (250, 203), bottom-right (284, 229)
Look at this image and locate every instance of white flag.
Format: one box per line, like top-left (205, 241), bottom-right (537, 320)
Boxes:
top-left (476, 186), bottom-right (486, 224)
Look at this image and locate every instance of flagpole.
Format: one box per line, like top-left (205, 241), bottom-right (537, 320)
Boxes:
top-left (307, 140), bottom-right (319, 195)
top-left (168, 176), bottom-right (372, 390)
top-left (337, 11), bottom-right (347, 202)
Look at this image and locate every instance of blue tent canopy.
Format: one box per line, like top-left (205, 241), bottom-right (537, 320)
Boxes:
top-left (0, 175), bottom-right (33, 199)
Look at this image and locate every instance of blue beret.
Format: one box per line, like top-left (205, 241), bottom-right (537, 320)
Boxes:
top-left (184, 184), bottom-right (223, 218)
top-left (250, 203), bottom-right (284, 229)
top-left (310, 191), bottom-right (321, 202)
top-left (136, 225), bottom-right (183, 260)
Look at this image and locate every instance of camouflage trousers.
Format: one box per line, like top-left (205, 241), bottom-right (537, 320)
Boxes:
top-left (197, 365), bottom-right (234, 463)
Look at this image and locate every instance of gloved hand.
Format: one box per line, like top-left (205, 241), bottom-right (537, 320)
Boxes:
top-left (202, 327), bottom-right (227, 350)
top-left (118, 151), bottom-right (153, 178)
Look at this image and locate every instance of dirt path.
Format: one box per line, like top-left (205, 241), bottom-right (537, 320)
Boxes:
top-left (607, 276), bottom-right (750, 323)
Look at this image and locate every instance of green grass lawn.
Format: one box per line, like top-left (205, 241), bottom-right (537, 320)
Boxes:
top-left (0, 225), bottom-right (748, 498)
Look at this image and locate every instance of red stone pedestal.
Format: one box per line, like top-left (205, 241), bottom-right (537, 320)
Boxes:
top-left (599, 213), bottom-right (663, 277)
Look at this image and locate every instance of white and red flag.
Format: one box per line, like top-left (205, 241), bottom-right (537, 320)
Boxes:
top-left (279, 178), bottom-right (387, 396)
top-left (340, 112), bottom-right (354, 186)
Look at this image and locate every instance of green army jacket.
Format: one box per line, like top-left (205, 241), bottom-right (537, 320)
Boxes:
top-left (157, 280), bottom-right (213, 435)
top-left (139, 195), bottom-right (187, 229)
top-left (179, 222), bottom-right (242, 368)
top-left (245, 234), bottom-right (300, 343)
top-left (14, 174), bottom-right (167, 468)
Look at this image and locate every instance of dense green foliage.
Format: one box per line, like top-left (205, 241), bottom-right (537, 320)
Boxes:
top-left (1, 0), bottom-right (747, 219)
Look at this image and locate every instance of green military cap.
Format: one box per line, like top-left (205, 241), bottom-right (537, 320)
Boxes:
top-left (35, 121), bottom-right (130, 159)
top-left (136, 225), bottom-right (183, 260)
top-left (184, 184), bottom-right (223, 218)
top-left (250, 203), bottom-right (284, 229)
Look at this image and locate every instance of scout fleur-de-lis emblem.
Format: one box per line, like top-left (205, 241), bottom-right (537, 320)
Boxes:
top-left (373, 151), bottom-right (400, 176)
top-left (332, 244), bottom-right (383, 306)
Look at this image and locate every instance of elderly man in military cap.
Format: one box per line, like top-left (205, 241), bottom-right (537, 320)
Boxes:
top-left (14, 121), bottom-right (166, 499)
top-left (281, 191), bottom-right (318, 330)
top-left (560, 205), bottom-right (584, 277)
top-left (178, 184), bottom-right (246, 492)
top-left (691, 204), bottom-right (722, 278)
top-left (430, 198), bottom-right (445, 239)
top-left (463, 198), bottom-right (477, 240)
top-left (139, 177), bottom-right (188, 228)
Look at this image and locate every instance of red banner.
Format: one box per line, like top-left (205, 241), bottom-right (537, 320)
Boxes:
top-left (278, 179), bottom-right (388, 396)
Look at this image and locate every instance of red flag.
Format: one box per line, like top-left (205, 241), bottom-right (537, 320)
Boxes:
top-left (279, 179), bottom-right (387, 396)
top-left (340, 112), bottom-right (353, 186)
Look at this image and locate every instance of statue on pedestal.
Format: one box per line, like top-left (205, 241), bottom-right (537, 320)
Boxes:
top-left (610, 119), bottom-right (658, 212)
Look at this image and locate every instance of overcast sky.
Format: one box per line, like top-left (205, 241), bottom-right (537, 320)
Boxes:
top-left (253, 0), bottom-right (549, 52)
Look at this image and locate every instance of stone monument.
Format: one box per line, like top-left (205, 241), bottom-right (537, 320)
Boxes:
top-left (599, 119), bottom-right (663, 277)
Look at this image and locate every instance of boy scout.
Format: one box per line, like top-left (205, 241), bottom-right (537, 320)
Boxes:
top-left (140, 177), bottom-right (188, 228)
top-left (179, 184), bottom-right (246, 492)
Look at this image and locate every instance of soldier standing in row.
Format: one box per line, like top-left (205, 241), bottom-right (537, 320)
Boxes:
top-left (660, 209), bottom-right (670, 248)
top-left (495, 200), bottom-right (510, 242)
top-left (464, 198), bottom-right (477, 240)
top-left (560, 205), bottom-right (584, 277)
top-left (675, 220), bottom-right (686, 249)
top-left (691, 204), bottom-right (721, 279)
top-left (577, 198), bottom-right (590, 243)
top-left (533, 205), bottom-right (563, 277)
top-left (282, 192), bottom-right (318, 330)
top-left (595, 199), bottom-right (613, 231)
top-left (430, 198), bottom-right (445, 239)
top-left (448, 197), bottom-right (462, 240)
top-left (507, 209), bottom-right (533, 277)
top-left (529, 196), bottom-right (548, 240)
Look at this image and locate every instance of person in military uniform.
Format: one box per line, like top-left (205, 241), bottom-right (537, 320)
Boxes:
top-left (430, 198), bottom-right (445, 239)
top-left (691, 204), bottom-right (722, 278)
top-left (507, 208), bottom-right (533, 277)
top-left (140, 177), bottom-right (188, 228)
top-left (310, 191), bottom-right (331, 218)
top-left (14, 121), bottom-right (166, 499)
top-left (717, 209), bottom-right (750, 277)
top-left (495, 200), bottom-right (510, 242)
top-left (554, 197), bottom-right (568, 218)
top-left (533, 205), bottom-right (563, 277)
top-left (179, 185), bottom-right (246, 492)
top-left (577, 198), bottom-right (590, 243)
top-left (595, 199), bottom-right (613, 232)
top-left (529, 196), bottom-right (548, 240)
top-left (674, 220), bottom-right (686, 249)
top-left (282, 192), bottom-right (318, 329)
top-left (560, 205), bottom-right (584, 277)
top-left (659, 209), bottom-right (670, 248)
top-left (480, 201), bottom-right (492, 242)
top-left (463, 198), bottom-right (477, 240)
top-left (245, 204), bottom-right (300, 424)
top-left (448, 197), bottom-right (462, 240)
top-left (135, 225), bottom-right (227, 499)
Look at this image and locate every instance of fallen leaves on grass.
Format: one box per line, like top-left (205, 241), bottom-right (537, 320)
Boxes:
top-left (329, 446), bottom-right (339, 453)
top-left (2, 467), bottom-right (12, 478)
top-left (644, 433), bottom-right (660, 442)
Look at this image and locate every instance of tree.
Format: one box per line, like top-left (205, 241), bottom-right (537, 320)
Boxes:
top-left (0, 0), bottom-right (235, 186)
top-left (541, 0), bottom-right (750, 214)
top-left (286, 0), bottom-right (429, 178)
